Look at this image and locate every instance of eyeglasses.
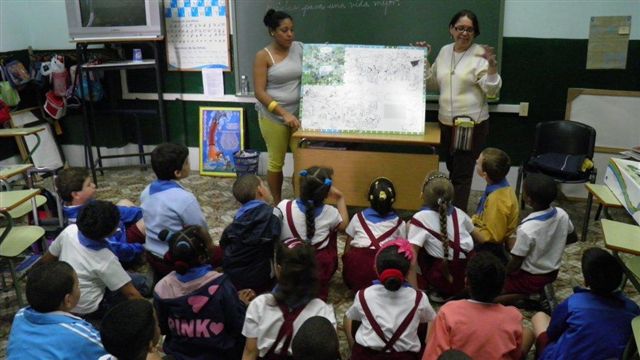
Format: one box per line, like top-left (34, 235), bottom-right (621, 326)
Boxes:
top-left (454, 26), bottom-right (475, 34)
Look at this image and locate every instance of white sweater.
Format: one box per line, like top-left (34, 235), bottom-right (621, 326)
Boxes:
top-left (427, 43), bottom-right (502, 125)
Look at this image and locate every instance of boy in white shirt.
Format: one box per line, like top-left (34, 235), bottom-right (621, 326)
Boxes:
top-left (498, 173), bottom-right (577, 304)
top-left (41, 200), bottom-right (143, 316)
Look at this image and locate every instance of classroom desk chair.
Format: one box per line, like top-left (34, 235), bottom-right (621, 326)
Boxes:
top-left (582, 183), bottom-right (624, 242)
top-left (0, 189), bottom-right (45, 307)
top-left (0, 164), bottom-right (33, 190)
top-left (602, 219), bottom-right (640, 294)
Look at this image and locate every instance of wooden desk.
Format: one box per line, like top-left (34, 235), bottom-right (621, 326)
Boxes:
top-left (602, 219), bottom-right (640, 293)
top-left (292, 123), bottom-right (441, 210)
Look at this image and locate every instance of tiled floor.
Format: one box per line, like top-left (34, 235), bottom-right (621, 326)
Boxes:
top-left (1, 168), bottom-right (638, 359)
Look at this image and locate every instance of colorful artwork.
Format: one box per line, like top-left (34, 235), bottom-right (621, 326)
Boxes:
top-left (199, 107), bottom-right (243, 176)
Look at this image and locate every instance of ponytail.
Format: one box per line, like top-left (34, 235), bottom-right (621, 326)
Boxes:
top-left (375, 239), bottom-right (413, 292)
top-left (299, 167), bottom-right (333, 242)
top-left (274, 239), bottom-right (319, 307)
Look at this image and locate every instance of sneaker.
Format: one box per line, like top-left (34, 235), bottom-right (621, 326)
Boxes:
top-left (428, 291), bottom-right (447, 304)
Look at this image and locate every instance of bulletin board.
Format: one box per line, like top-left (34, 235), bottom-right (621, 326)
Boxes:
top-left (565, 88), bottom-right (640, 153)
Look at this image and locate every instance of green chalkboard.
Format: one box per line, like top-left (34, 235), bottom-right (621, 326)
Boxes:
top-left (127, 1), bottom-right (503, 96)
top-left (232, 0), bottom-right (504, 95)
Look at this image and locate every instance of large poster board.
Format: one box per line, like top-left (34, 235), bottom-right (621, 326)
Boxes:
top-left (164, 0), bottom-right (231, 71)
top-left (300, 44), bottom-right (427, 135)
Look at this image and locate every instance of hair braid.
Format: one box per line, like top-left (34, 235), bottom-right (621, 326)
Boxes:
top-left (439, 199), bottom-right (453, 284)
top-left (304, 200), bottom-right (316, 242)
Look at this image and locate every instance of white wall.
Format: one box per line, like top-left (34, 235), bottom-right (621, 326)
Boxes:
top-left (504, 0), bottom-right (640, 39)
top-left (2, 0), bottom-right (639, 53)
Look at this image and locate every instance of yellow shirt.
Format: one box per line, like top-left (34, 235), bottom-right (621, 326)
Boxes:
top-left (472, 186), bottom-right (519, 244)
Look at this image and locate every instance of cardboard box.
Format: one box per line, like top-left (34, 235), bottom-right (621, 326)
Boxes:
top-left (604, 158), bottom-right (640, 224)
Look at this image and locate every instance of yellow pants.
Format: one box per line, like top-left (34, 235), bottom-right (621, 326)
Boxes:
top-left (259, 115), bottom-right (298, 172)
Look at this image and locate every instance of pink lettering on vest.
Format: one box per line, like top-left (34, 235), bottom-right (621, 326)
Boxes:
top-left (180, 319), bottom-right (195, 337)
top-left (195, 319), bottom-right (211, 338)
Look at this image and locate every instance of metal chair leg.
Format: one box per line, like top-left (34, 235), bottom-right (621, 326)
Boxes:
top-left (582, 191), bottom-right (594, 242)
top-left (8, 258), bottom-right (24, 307)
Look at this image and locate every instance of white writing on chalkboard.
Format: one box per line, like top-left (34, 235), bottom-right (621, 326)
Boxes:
top-left (270, 0), bottom-right (402, 16)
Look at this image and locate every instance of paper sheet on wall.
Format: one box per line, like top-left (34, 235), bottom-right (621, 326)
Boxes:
top-left (300, 44), bottom-right (427, 135)
top-left (586, 16), bottom-right (632, 69)
top-left (202, 68), bottom-right (224, 97)
top-left (164, 0), bottom-right (231, 71)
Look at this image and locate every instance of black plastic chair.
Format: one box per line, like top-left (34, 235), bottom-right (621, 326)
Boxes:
top-left (515, 120), bottom-right (597, 240)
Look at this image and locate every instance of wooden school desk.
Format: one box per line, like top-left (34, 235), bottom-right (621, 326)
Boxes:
top-left (602, 219), bottom-right (640, 293)
top-left (292, 122), bottom-right (441, 210)
top-left (0, 127), bottom-right (45, 164)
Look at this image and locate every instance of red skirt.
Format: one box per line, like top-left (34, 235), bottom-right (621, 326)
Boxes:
top-left (419, 252), bottom-right (468, 298)
top-left (350, 343), bottom-right (419, 360)
top-left (342, 247), bottom-right (377, 291)
top-left (315, 240), bottom-right (338, 301)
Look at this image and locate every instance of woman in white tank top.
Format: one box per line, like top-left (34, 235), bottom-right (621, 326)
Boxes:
top-left (254, 9), bottom-right (303, 204)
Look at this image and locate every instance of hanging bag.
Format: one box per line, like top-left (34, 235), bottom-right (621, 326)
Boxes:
top-left (0, 65), bottom-right (20, 107)
top-left (451, 115), bottom-right (475, 152)
top-left (44, 90), bottom-right (66, 120)
top-left (4, 60), bottom-right (31, 88)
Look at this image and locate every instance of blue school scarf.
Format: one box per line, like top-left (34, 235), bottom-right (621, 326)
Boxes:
top-left (475, 179), bottom-right (510, 215)
top-left (372, 280), bottom-right (412, 288)
top-left (295, 199), bottom-right (325, 218)
top-left (362, 208), bottom-right (398, 224)
top-left (149, 180), bottom-right (183, 195)
top-left (421, 205), bottom-right (455, 216)
top-left (520, 207), bottom-right (557, 225)
top-left (235, 199), bottom-right (267, 219)
top-left (78, 231), bottom-right (108, 251)
top-left (176, 264), bottom-right (213, 283)
top-left (271, 284), bottom-right (312, 309)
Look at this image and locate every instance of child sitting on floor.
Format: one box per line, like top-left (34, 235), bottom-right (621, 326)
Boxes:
top-left (532, 247), bottom-right (640, 360)
top-left (241, 239), bottom-right (336, 359)
top-left (497, 173), bottom-right (577, 304)
top-left (7, 261), bottom-right (107, 359)
top-left (56, 167), bottom-right (145, 265)
top-left (221, 174), bottom-right (282, 294)
top-left (472, 147), bottom-right (519, 262)
top-left (423, 252), bottom-right (534, 360)
top-left (345, 238), bottom-right (436, 359)
top-left (154, 225), bottom-right (254, 359)
top-left (408, 171), bottom-right (479, 300)
top-left (343, 177), bottom-right (406, 291)
top-left (99, 299), bottom-right (162, 360)
top-left (41, 200), bottom-right (143, 317)
top-left (277, 166), bottom-right (348, 300)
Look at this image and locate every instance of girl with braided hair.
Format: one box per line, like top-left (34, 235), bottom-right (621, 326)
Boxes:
top-left (153, 226), bottom-right (255, 360)
top-left (407, 171), bottom-right (479, 301)
top-left (277, 166), bottom-right (348, 300)
top-left (343, 177), bottom-right (407, 292)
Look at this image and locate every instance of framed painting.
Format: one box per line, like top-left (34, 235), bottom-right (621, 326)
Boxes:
top-left (199, 106), bottom-right (243, 176)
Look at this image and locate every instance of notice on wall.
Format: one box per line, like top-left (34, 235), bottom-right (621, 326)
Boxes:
top-left (586, 16), bottom-right (632, 69)
top-left (164, 0), bottom-right (231, 71)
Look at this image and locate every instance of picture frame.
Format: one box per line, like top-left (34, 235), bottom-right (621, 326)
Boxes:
top-left (199, 106), bottom-right (244, 176)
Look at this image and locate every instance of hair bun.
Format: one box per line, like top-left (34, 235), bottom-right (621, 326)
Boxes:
top-left (263, 9), bottom-right (276, 27)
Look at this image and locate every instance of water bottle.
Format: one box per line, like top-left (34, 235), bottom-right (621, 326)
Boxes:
top-left (240, 75), bottom-right (249, 95)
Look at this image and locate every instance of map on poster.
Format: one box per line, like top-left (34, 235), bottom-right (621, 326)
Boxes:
top-left (300, 44), bottom-right (427, 135)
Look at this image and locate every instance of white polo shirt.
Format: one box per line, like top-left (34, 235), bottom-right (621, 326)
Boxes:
top-left (48, 225), bottom-right (131, 314)
top-left (346, 284), bottom-right (436, 352)
top-left (511, 207), bottom-right (574, 274)
top-left (346, 211), bottom-right (407, 249)
top-left (241, 293), bottom-right (336, 357)
top-left (408, 208), bottom-right (475, 259)
top-left (277, 200), bottom-right (342, 249)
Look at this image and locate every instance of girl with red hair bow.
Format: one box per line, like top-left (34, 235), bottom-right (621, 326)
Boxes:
top-left (343, 239), bottom-right (436, 359)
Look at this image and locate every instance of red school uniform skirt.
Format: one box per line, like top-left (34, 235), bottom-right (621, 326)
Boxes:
top-left (342, 247), bottom-right (377, 292)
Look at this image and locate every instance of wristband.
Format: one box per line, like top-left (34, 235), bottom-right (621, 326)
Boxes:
top-left (267, 100), bottom-right (278, 113)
